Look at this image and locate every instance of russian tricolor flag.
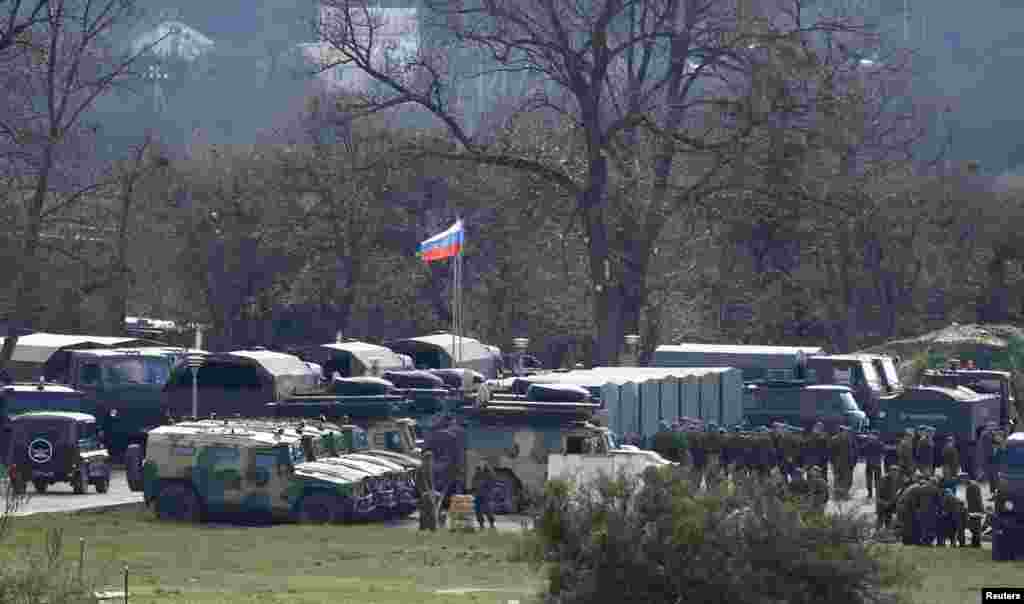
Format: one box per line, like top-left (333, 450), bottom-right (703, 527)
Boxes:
top-left (418, 219), bottom-right (464, 263)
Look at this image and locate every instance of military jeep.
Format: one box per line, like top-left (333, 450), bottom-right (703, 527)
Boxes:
top-left (991, 432), bottom-right (1024, 561)
top-left (2, 411), bottom-right (112, 494)
top-left (142, 419), bottom-right (380, 524)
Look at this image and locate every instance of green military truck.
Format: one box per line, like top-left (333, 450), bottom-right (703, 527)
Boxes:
top-left (992, 431), bottom-right (1024, 561)
top-left (873, 384), bottom-right (1006, 477)
top-left (43, 347), bottom-right (190, 457)
top-left (141, 419), bottom-right (382, 523)
top-left (743, 383), bottom-right (869, 432)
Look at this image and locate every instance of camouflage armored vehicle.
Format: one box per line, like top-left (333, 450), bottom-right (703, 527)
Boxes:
top-left (992, 431), bottom-right (1024, 561)
top-left (3, 411), bottom-right (112, 494)
top-left (142, 419), bottom-right (379, 523)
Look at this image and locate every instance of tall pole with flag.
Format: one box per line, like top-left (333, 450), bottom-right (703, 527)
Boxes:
top-left (418, 219), bottom-right (465, 368)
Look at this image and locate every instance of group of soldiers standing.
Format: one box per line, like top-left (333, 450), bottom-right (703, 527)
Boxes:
top-left (652, 419), bottom-right (1011, 547)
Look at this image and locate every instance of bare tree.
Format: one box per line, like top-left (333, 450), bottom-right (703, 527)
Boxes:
top-left (0, 0), bottom-right (149, 368)
top-left (317, 0), bottom-right (867, 363)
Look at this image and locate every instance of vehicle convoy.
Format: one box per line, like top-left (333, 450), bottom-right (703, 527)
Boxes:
top-left (743, 382), bottom-right (869, 432)
top-left (2, 411), bottom-right (112, 495)
top-left (140, 419), bottom-right (389, 524)
top-left (992, 431), bottom-right (1024, 561)
top-left (428, 400), bottom-right (673, 514)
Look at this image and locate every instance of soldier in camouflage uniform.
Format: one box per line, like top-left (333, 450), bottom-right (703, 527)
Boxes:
top-left (897, 428), bottom-right (916, 476)
top-left (689, 428), bottom-right (707, 488)
top-left (809, 422), bottom-right (831, 485)
top-left (653, 421), bottom-right (677, 461)
top-left (778, 426), bottom-right (801, 484)
top-left (861, 430), bottom-right (884, 499)
top-left (937, 487), bottom-right (966, 547)
top-left (830, 426), bottom-right (854, 499)
top-left (964, 479), bottom-right (985, 548)
top-left (416, 450), bottom-right (438, 531)
top-left (915, 477), bottom-right (943, 545)
top-left (807, 466), bottom-right (830, 515)
top-left (720, 429), bottom-right (736, 481)
top-left (704, 426), bottom-right (724, 488)
top-left (876, 465), bottom-right (902, 530)
top-left (915, 426), bottom-right (935, 477)
top-left (941, 435), bottom-right (960, 483)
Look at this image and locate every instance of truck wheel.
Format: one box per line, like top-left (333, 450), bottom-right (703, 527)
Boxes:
top-left (125, 444), bottom-right (144, 492)
top-left (32, 480), bottom-right (48, 493)
top-left (156, 483), bottom-right (202, 522)
top-left (11, 478), bottom-right (27, 495)
top-left (491, 471), bottom-right (520, 515)
top-left (94, 478), bottom-right (110, 494)
top-left (298, 493), bottom-right (340, 524)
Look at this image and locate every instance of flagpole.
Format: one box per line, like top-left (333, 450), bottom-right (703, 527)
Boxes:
top-left (451, 242), bottom-right (457, 369)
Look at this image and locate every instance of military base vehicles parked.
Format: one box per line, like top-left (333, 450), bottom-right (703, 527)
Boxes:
top-left (140, 418), bottom-right (416, 524)
top-left (744, 383), bottom-right (868, 432)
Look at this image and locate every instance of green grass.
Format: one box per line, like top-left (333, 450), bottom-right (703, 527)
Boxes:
top-left (1, 505), bottom-right (542, 604)
top-left (886, 545), bottom-right (1024, 604)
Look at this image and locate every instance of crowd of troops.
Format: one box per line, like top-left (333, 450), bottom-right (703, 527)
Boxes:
top-left (652, 419), bottom-right (1011, 546)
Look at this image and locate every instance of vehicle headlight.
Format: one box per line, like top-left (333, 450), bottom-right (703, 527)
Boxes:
top-left (1006, 500), bottom-right (1015, 512)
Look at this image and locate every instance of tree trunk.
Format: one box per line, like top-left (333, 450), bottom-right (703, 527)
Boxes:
top-left (979, 252), bottom-right (1010, 323)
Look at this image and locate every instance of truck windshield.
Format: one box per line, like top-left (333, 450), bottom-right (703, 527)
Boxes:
top-left (840, 393), bottom-right (860, 412)
top-left (103, 357), bottom-right (172, 386)
top-left (879, 359), bottom-right (901, 390)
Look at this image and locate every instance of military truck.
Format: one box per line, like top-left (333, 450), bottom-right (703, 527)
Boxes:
top-left (743, 383), bottom-right (869, 433)
top-left (45, 347), bottom-right (190, 457)
top-left (991, 431), bottom-right (1024, 561)
top-left (804, 354), bottom-right (903, 419)
top-left (3, 411), bottom-right (112, 495)
top-left (432, 401), bottom-right (671, 514)
top-left (141, 419), bottom-right (380, 524)
top-left (873, 385), bottom-right (1005, 477)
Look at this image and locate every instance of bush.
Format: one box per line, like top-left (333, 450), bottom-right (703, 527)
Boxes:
top-left (531, 467), bottom-right (920, 604)
top-left (0, 527), bottom-right (99, 604)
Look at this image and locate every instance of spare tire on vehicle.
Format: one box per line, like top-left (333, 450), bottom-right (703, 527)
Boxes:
top-left (526, 383), bottom-right (590, 403)
top-left (328, 376), bottom-right (395, 396)
top-left (125, 443), bottom-right (144, 492)
top-left (382, 370), bottom-right (445, 389)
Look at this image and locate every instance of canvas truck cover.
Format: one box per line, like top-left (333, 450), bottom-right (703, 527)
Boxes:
top-left (387, 333), bottom-right (502, 379)
top-left (294, 341), bottom-right (410, 378)
top-left (163, 350), bottom-right (319, 418)
top-left (548, 450), bottom-right (674, 488)
top-left (650, 343), bottom-right (825, 381)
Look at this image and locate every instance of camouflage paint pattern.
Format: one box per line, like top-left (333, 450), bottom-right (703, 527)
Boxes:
top-left (143, 420), bottom-right (370, 522)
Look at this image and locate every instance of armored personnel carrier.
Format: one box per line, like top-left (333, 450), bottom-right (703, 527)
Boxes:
top-left (141, 419), bottom-right (386, 524)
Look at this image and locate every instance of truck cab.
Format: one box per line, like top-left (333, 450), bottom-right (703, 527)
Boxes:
top-left (920, 369), bottom-right (1018, 427)
top-left (805, 354), bottom-right (896, 418)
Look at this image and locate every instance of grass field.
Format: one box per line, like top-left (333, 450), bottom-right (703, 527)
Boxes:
top-left (1, 505), bottom-right (543, 604)
top-left (2, 505), bottom-right (1022, 604)
top-left (889, 544), bottom-right (1024, 604)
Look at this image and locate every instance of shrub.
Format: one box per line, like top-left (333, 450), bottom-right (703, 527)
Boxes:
top-left (0, 527), bottom-right (99, 604)
top-left (531, 466), bottom-right (920, 604)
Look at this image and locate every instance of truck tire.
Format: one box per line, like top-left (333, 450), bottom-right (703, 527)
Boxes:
top-left (156, 483), bottom-right (202, 522)
top-left (126, 444), bottom-right (144, 492)
top-left (491, 470), bottom-right (520, 515)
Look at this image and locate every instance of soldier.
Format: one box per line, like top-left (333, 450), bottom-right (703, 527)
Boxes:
top-left (807, 466), bottom-right (830, 515)
top-left (672, 421), bottom-right (691, 467)
top-left (941, 435), bottom-right (960, 483)
top-left (779, 427), bottom-right (801, 484)
top-left (937, 488), bottom-right (966, 547)
top-left (861, 430), bottom-right (884, 499)
top-left (897, 428), bottom-right (916, 476)
top-left (416, 450), bottom-right (438, 531)
top-left (876, 465), bottom-right (902, 530)
top-left (689, 427), bottom-right (707, 488)
top-left (788, 467), bottom-right (810, 502)
top-left (471, 463), bottom-right (497, 530)
top-left (810, 422), bottom-right (831, 485)
top-left (830, 426), bottom-right (853, 499)
top-left (653, 420), bottom-right (676, 461)
top-left (756, 429), bottom-right (776, 481)
top-left (719, 428), bottom-right (736, 481)
top-left (964, 479), bottom-right (985, 548)
top-left (915, 427), bottom-right (935, 476)
top-left (915, 478), bottom-right (943, 546)
top-left (704, 426), bottom-right (724, 488)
